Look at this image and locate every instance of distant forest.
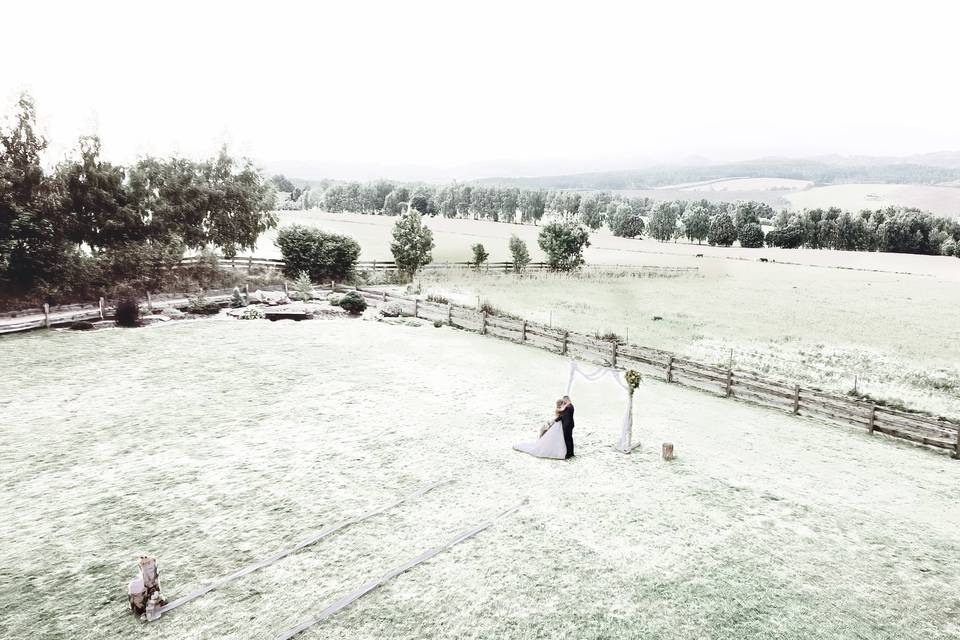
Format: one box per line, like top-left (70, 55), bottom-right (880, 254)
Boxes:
top-left (472, 159), bottom-right (960, 190)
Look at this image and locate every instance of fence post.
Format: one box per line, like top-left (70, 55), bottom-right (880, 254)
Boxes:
top-left (146, 291), bottom-right (153, 313)
top-left (868, 406), bottom-right (877, 435)
top-left (447, 304), bottom-right (453, 326)
top-left (611, 341), bottom-right (618, 367)
top-left (481, 310), bottom-right (487, 335)
top-left (521, 320), bottom-right (527, 342)
top-left (247, 256), bottom-right (253, 269)
top-left (561, 331), bottom-right (568, 356)
top-left (666, 356), bottom-right (674, 383)
top-left (413, 298), bottom-right (419, 318)
top-left (243, 283), bottom-right (250, 304)
top-left (43, 303), bottom-right (50, 328)
top-left (331, 280), bottom-right (336, 291)
top-left (99, 297), bottom-right (105, 320)
top-left (954, 427), bottom-right (960, 459)
top-left (283, 282), bottom-right (289, 297)
top-left (382, 291), bottom-right (387, 302)
top-left (725, 368), bottom-right (733, 397)
top-left (793, 385), bottom-right (800, 414)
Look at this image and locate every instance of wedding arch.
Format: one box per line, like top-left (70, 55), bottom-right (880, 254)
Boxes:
top-left (565, 360), bottom-right (642, 453)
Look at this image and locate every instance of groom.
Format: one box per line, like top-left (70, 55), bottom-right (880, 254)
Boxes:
top-left (560, 395), bottom-right (575, 459)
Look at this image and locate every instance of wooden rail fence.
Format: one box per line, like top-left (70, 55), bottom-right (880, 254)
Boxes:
top-left (334, 283), bottom-right (960, 459)
top-left (178, 255), bottom-right (698, 275)
top-left (0, 286), bottom-right (287, 335)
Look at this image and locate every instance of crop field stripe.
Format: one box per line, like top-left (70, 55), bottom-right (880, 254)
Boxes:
top-left (156, 477), bottom-right (455, 617)
top-left (276, 500), bottom-right (527, 640)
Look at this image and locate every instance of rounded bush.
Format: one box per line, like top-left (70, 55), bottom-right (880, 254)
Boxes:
top-left (379, 301), bottom-right (403, 317)
top-left (115, 288), bottom-right (141, 327)
top-left (338, 291), bottom-right (368, 315)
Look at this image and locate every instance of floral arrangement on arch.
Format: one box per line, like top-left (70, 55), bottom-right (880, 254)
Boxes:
top-left (624, 369), bottom-right (642, 392)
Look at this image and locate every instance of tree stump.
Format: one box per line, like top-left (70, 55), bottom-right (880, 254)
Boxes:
top-left (662, 442), bottom-right (674, 461)
top-left (128, 578), bottom-right (147, 616)
top-left (129, 555), bottom-right (166, 619)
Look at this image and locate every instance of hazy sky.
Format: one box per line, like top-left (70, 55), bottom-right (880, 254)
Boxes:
top-left (3, 0), bottom-right (959, 180)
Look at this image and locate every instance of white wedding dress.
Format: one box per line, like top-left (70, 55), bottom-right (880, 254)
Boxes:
top-left (514, 419), bottom-right (568, 459)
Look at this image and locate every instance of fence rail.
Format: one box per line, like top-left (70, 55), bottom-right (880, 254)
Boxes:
top-left (178, 255), bottom-right (698, 274)
top-left (334, 283), bottom-right (960, 459)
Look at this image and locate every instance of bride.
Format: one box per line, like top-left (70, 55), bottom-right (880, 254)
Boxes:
top-left (514, 399), bottom-right (568, 459)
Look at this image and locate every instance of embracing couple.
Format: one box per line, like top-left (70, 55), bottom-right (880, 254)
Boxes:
top-left (513, 396), bottom-right (575, 460)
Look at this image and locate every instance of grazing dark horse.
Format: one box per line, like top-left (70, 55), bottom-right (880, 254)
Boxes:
top-left (695, 253), bottom-right (703, 258)
top-left (759, 258), bottom-right (769, 263)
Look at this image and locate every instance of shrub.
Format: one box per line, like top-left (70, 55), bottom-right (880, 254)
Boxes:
top-left (292, 271), bottom-right (313, 301)
top-left (338, 291), bottom-right (368, 315)
top-left (327, 292), bottom-right (343, 305)
top-left (594, 331), bottom-right (624, 344)
top-left (538, 222), bottom-right (590, 271)
top-left (115, 287), bottom-right (141, 327)
top-left (471, 243), bottom-right (489, 270)
top-left (708, 213), bottom-right (737, 247)
top-left (275, 225), bottom-right (360, 282)
top-left (426, 293), bottom-right (449, 305)
top-left (391, 211), bottom-right (435, 277)
top-left (230, 287), bottom-right (245, 307)
top-left (187, 292), bottom-right (221, 315)
top-left (433, 320), bottom-right (443, 328)
top-left (508, 235), bottom-right (531, 272)
top-left (380, 301), bottom-right (403, 317)
top-left (479, 299), bottom-right (500, 315)
top-left (239, 306), bottom-right (265, 320)
top-left (738, 222), bottom-right (765, 248)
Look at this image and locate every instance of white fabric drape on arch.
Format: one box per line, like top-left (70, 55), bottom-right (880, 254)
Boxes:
top-left (565, 360), bottom-right (634, 451)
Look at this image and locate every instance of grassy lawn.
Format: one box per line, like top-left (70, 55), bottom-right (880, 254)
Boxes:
top-left (2, 316), bottom-right (960, 639)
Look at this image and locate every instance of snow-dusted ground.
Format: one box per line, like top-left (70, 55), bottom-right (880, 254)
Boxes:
top-left (2, 317), bottom-right (960, 639)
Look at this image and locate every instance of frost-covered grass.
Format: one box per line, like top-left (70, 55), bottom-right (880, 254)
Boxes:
top-left (2, 318), bottom-right (960, 639)
top-left (421, 263), bottom-right (960, 419)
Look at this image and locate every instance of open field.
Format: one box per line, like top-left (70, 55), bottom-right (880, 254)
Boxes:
top-left (254, 211), bottom-right (960, 279)
top-left (422, 266), bottom-right (960, 420)
top-left (250, 212), bottom-right (960, 418)
top-left (3, 317), bottom-right (960, 639)
top-left (660, 177), bottom-right (814, 192)
top-left (784, 183), bottom-right (960, 218)
top-left (616, 181), bottom-right (960, 216)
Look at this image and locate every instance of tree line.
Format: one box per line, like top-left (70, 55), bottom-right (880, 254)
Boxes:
top-left (0, 94), bottom-right (277, 303)
top-left (276, 177), bottom-right (960, 257)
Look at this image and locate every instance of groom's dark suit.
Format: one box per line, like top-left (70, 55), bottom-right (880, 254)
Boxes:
top-left (559, 404), bottom-right (575, 458)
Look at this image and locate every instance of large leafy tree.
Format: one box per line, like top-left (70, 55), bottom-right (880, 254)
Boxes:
top-left (538, 222), bottom-right (590, 271)
top-left (608, 203), bottom-right (645, 238)
top-left (708, 212), bottom-right (737, 246)
top-left (682, 200), bottom-right (713, 244)
top-left (127, 148), bottom-right (276, 258)
top-left (0, 94), bottom-right (72, 294)
top-left (648, 201), bottom-right (679, 242)
top-left (518, 189), bottom-right (546, 224)
top-left (57, 136), bottom-right (142, 252)
top-left (577, 193), bottom-right (605, 230)
top-left (390, 211), bottom-right (435, 277)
